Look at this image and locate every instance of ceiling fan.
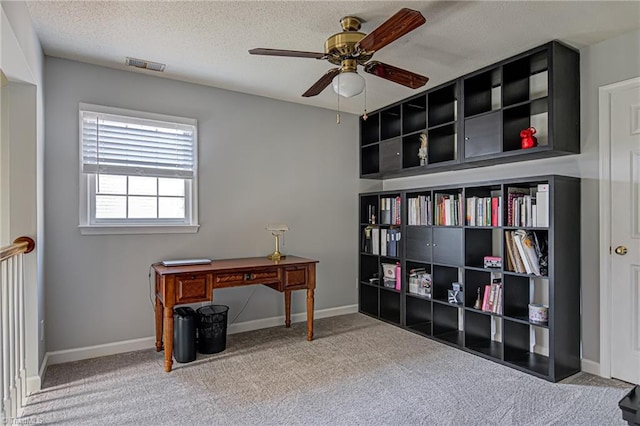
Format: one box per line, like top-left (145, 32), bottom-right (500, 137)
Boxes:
top-left (249, 8), bottom-right (429, 98)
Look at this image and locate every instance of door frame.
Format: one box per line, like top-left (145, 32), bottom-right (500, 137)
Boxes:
top-left (598, 76), bottom-right (640, 378)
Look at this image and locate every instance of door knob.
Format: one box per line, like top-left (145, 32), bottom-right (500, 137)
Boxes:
top-left (615, 246), bottom-right (628, 255)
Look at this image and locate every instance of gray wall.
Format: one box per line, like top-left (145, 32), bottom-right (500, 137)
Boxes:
top-left (44, 57), bottom-right (374, 352)
top-left (383, 29), bottom-right (640, 364)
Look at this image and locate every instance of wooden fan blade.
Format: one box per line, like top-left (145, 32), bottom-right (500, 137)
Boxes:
top-left (249, 48), bottom-right (326, 59)
top-left (302, 68), bottom-right (341, 97)
top-left (364, 61), bottom-right (429, 89)
top-left (356, 8), bottom-right (426, 53)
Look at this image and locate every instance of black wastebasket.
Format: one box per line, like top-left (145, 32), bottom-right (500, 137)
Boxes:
top-left (173, 307), bottom-right (196, 363)
top-left (620, 385), bottom-right (640, 425)
top-left (196, 305), bottom-right (229, 354)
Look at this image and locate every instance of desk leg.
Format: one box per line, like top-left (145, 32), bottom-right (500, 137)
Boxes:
top-left (284, 290), bottom-right (292, 328)
top-left (163, 307), bottom-right (174, 372)
top-left (306, 287), bottom-right (314, 341)
top-left (155, 295), bottom-right (163, 352)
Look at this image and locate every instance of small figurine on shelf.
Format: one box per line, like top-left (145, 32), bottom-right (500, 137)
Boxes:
top-left (474, 287), bottom-right (482, 310)
top-left (418, 133), bottom-right (428, 166)
top-left (520, 126), bottom-right (538, 149)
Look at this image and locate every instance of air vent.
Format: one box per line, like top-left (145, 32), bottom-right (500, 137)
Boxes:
top-left (125, 57), bottom-right (165, 72)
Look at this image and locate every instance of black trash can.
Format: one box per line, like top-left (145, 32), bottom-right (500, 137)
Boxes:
top-left (196, 305), bottom-right (229, 354)
top-left (620, 385), bottom-right (640, 425)
top-left (173, 307), bottom-right (196, 363)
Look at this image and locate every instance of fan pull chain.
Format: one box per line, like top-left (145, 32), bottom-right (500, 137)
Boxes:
top-left (362, 83), bottom-right (368, 121)
top-left (336, 73), bottom-right (341, 124)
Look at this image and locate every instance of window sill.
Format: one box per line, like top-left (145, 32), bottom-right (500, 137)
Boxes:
top-left (79, 224), bottom-right (200, 235)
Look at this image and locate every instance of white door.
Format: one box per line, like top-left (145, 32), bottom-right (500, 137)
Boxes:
top-left (609, 77), bottom-right (640, 384)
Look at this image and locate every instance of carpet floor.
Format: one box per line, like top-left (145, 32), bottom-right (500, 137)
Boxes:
top-left (22, 313), bottom-right (632, 425)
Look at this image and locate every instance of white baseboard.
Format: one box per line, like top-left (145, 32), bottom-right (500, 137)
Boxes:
top-left (42, 305), bottom-right (359, 368)
top-left (47, 336), bottom-right (157, 366)
top-left (581, 358), bottom-right (601, 376)
top-left (227, 304), bottom-right (358, 335)
top-left (26, 353), bottom-right (48, 395)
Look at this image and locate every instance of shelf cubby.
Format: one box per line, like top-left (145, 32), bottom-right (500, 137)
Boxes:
top-left (360, 249), bottom-right (379, 278)
top-left (361, 112), bottom-right (380, 146)
top-left (359, 284), bottom-right (378, 317)
top-left (361, 144), bottom-right (379, 176)
top-left (464, 68), bottom-right (501, 117)
top-left (502, 99), bottom-right (548, 152)
top-left (433, 303), bottom-right (463, 346)
top-left (503, 319), bottom-right (550, 377)
top-left (464, 310), bottom-right (502, 359)
top-left (428, 83), bottom-right (457, 128)
top-left (427, 123), bottom-right (457, 164)
top-left (406, 296), bottom-right (432, 336)
top-left (360, 194), bottom-right (378, 225)
top-left (432, 264), bottom-right (459, 304)
top-left (380, 105), bottom-right (402, 141)
top-left (402, 94), bottom-right (427, 134)
top-left (380, 289), bottom-right (401, 324)
top-left (465, 228), bottom-right (501, 268)
top-left (402, 132), bottom-right (427, 168)
top-left (463, 269), bottom-right (492, 309)
top-left (502, 50), bottom-right (548, 107)
top-left (464, 185), bottom-right (502, 227)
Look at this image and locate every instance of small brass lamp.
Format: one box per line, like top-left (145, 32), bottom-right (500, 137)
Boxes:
top-left (266, 224), bottom-right (289, 261)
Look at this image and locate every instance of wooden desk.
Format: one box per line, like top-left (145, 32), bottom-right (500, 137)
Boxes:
top-left (152, 256), bottom-right (318, 372)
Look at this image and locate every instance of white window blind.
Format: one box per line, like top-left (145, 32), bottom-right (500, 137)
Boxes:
top-left (81, 109), bottom-right (196, 179)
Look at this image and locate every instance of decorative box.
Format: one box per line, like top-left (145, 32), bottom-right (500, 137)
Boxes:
top-left (483, 256), bottom-right (502, 268)
top-left (383, 278), bottom-right (396, 289)
top-left (382, 263), bottom-right (396, 279)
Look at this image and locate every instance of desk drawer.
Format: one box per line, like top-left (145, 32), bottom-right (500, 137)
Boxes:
top-left (284, 267), bottom-right (307, 289)
top-left (214, 269), bottom-right (281, 288)
top-left (175, 273), bottom-right (212, 304)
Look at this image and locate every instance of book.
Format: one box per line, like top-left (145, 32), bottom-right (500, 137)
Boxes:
top-left (372, 227), bottom-right (380, 255)
top-left (537, 184), bottom-right (549, 227)
top-left (482, 284), bottom-right (491, 312)
top-left (491, 197), bottom-right (499, 226)
top-left (516, 229), bottom-right (541, 276)
top-left (492, 280), bottom-right (503, 314)
top-left (507, 230), bottom-right (526, 273)
top-left (512, 230), bottom-right (532, 274)
top-left (504, 231), bottom-right (516, 272)
top-left (507, 187), bottom-right (530, 226)
top-left (380, 228), bottom-right (388, 256)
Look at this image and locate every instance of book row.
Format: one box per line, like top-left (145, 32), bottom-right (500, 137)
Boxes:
top-left (507, 184), bottom-right (549, 227)
top-left (362, 227), bottom-right (401, 257)
top-left (407, 195), bottom-right (432, 226)
top-left (504, 230), bottom-right (546, 276)
top-left (466, 196), bottom-right (502, 227)
top-left (369, 188), bottom-right (549, 228)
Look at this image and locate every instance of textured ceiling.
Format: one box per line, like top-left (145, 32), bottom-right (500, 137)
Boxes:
top-left (26, 1), bottom-right (640, 115)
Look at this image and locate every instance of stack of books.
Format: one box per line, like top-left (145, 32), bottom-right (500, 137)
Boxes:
top-left (504, 230), bottom-right (546, 276)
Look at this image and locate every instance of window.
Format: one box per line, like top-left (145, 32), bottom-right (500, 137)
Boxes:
top-left (79, 103), bottom-right (199, 234)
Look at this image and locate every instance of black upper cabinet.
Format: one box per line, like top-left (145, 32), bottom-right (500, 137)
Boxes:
top-left (360, 40), bottom-right (580, 179)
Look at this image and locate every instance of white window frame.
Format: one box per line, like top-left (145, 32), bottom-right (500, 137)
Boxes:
top-left (78, 103), bottom-right (199, 235)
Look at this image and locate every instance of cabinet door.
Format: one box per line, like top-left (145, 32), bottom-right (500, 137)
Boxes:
top-left (379, 139), bottom-right (402, 173)
top-left (464, 111), bottom-right (501, 158)
top-left (406, 227), bottom-right (432, 262)
top-left (433, 227), bottom-right (463, 265)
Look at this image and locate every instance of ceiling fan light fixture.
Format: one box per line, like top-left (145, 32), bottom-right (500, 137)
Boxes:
top-left (332, 71), bottom-right (365, 98)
